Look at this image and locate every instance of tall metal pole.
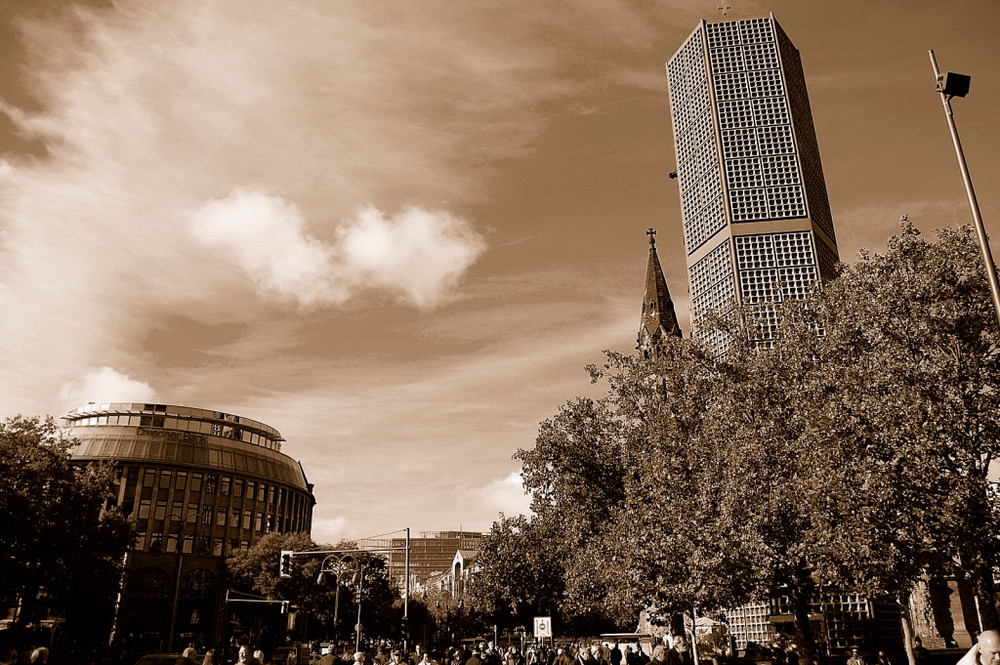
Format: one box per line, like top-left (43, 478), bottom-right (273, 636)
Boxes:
top-left (404, 528), bottom-right (410, 653)
top-left (689, 608), bottom-right (700, 665)
top-left (333, 579), bottom-right (341, 649)
top-left (168, 546), bottom-right (184, 652)
top-left (168, 512), bottom-right (202, 652)
top-left (929, 50), bottom-right (1000, 328)
top-left (355, 567), bottom-right (364, 653)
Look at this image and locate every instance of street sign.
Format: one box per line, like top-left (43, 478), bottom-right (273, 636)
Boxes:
top-left (533, 616), bottom-right (551, 638)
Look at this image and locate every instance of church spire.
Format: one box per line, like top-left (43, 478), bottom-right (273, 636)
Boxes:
top-left (637, 228), bottom-right (682, 357)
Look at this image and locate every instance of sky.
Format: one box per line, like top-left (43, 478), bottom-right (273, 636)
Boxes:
top-left (1, 0), bottom-right (998, 544)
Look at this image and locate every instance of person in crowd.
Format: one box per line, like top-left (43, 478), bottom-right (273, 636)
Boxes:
top-left (784, 643), bottom-right (799, 665)
top-left (667, 635), bottom-right (692, 665)
top-left (554, 647), bottom-right (573, 665)
top-left (958, 630), bottom-right (1000, 665)
top-left (769, 643), bottom-right (787, 665)
top-left (913, 638), bottom-right (931, 665)
top-left (202, 650), bottom-right (216, 665)
top-left (177, 647), bottom-right (198, 665)
top-left (610, 645), bottom-right (623, 665)
top-left (234, 646), bottom-right (252, 665)
top-left (466, 649), bottom-right (484, 665)
top-left (28, 648), bottom-right (47, 665)
top-left (875, 651), bottom-right (891, 665)
top-left (624, 646), bottom-right (639, 665)
top-left (847, 648), bottom-right (868, 665)
top-left (590, 645), bottom-right (608, 665)
top-left (483, 644), bottom-right (501, 665)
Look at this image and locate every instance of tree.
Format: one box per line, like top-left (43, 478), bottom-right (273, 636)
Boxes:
top-left (503, 220), bottom-right (1000, 661)
top-left (466, 514), bottom-right (568, 632)
top-left (227, 534), bottom-right (400, 643)
top-left (0, 415), bottom-right (133, 654)
top-left (801, 221), bottom-right (1000, 657)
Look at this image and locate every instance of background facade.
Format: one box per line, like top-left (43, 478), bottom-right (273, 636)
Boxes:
top-left (62, 402), bottom-right (315, 657)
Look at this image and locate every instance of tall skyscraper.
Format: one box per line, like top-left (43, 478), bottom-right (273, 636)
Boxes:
top-left (666, 14), bottom-right (839, 341)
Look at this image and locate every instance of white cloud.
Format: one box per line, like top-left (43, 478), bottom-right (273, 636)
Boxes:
top-left (189, 189), bottom-right (486, 309)
top-left (60, 367), bottom-right (156, 408)
top-left (465, 471), bottom-right (533, 521)
top-left (188, 189), bottom-right (340, 306)
top-left (335, 205), bottom-right (487, 309)
top-left (310, 516), bottom-right (359, 546)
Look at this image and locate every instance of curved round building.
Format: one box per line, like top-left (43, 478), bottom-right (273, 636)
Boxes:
top-left (62, 402), bottom-right (315, 656)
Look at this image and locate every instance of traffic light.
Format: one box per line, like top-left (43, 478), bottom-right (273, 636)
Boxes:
top-left (279, 550), bottom-right (294, 578)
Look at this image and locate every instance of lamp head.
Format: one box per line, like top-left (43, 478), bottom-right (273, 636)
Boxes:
top-left (937, 72), bottom-right (971, 98)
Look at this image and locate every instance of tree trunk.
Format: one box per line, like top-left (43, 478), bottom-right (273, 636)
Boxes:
top-left (960, 552), bottom-right (1000, 632)
top-left (896, 594), bottom-right (916, 665)
top-left (971, 557), bottom-right (999, 631)
top-left (790, 582), bottom-right (817, 665)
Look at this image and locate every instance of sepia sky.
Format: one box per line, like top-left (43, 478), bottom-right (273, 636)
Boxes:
top-left (1, 0), bottom-right (998, 544)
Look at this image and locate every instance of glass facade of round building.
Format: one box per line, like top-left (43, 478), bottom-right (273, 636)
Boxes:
top-left (62, 402), bottom-right (315, 655)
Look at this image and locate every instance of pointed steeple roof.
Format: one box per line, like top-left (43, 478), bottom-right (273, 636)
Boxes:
top-left (637, 228), bottom-right (681, 356)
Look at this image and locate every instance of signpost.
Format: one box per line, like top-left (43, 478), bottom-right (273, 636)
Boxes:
top-left (533, 616), bottom-right (552, 645)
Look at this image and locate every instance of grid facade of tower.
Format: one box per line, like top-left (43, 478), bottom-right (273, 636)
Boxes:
top-left (667, 14), bottom-right (839, 340)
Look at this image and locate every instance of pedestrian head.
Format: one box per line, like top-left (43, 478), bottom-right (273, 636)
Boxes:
top-left (979, 631), bottom-right (1000, 665)
top-left (254, 651), bottom-right (265, 664)
top-left (29, 648), bottom-right (48, 664)
top-left (651, 646), bottom-right (665, 663)
top-left (355, 652), bottom-right (367, 665)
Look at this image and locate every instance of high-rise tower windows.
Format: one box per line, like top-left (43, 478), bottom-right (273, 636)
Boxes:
top-left (667, 14), bottom-right (839, 342)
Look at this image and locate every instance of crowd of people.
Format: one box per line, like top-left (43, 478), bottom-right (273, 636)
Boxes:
top-left (307, 635), bottom-right (696, 665)
top-left (0, 647), bottom-right (48, 665)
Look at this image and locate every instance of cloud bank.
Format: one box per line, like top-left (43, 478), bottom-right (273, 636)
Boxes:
top-left (189, 189), bottom-right (485, 309)
top-left (60, 367), bottom-right (157, 408)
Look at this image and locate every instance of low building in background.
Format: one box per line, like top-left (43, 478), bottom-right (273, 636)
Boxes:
top-left (361, 530), bottom-right (483, 590)
top-left (62, 402), bottom-right (315, 657)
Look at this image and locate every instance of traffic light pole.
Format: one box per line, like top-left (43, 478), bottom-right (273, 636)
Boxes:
top-left (289, 535), bottom-right (412, 649)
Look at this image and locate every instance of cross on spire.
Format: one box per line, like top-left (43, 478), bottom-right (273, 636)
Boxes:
top-left (646, 227), bottom-right (657, 246)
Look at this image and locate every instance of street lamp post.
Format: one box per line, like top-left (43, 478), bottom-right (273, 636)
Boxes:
top-left (167, 511), bottom-right (201, 653)
top-left (929, 50), bottom-right (1000, 328)
top-left (318, 555), bottom-right (352, 650)
top-left (318, 555), bottom-right (367, 654)
top-left (354, 566), bottom-right (365, 653)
